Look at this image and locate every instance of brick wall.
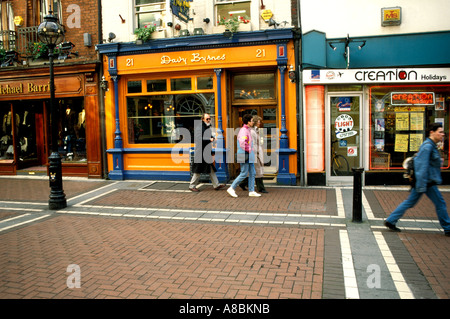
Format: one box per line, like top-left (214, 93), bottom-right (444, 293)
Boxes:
top-left (9, 0), bottom-right (99, 62)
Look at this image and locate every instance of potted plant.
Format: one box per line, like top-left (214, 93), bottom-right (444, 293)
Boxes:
top-left (29, 42), bottom-right (61, 60)
top-left (134, 24), bottom-right (156, 43)
top-left (218, 14), bottom-right (250, 37)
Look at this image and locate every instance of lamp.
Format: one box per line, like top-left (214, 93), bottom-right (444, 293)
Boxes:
top-left (100, 75), bottom-right (109, 91)
top-left (37, 9), bottom-right (67, 210)
top-left (288, 65), bottom-right (296, 83)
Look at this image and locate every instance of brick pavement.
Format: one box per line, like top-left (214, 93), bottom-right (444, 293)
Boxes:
top-left (0, 215), bottom-right (325, 299)
top-left (0, 177), bottom-right (449, 301)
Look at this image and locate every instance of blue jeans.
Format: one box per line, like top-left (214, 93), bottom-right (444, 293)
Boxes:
top-left (230, 162), bottom-right (256, 192)
top-left (386, 185), bottom-right (450, 233)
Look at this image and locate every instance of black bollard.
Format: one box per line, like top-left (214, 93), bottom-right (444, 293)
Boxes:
top-left (352, 167), bottom-right (364, 223)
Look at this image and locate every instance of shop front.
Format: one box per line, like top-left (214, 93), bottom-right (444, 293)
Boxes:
top-left (303, 67), bottom-right (450, 186)
top-left (98, 29), bottom-right (298, 184)
top-left (0, 64), bottom-right (102, 178)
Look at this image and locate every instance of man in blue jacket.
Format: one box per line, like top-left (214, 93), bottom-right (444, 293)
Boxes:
top-left (385, 123), bottom-right (450, 236)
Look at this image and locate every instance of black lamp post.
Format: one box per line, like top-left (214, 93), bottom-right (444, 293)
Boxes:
top-left (37, 10), bottom-right (67, 210)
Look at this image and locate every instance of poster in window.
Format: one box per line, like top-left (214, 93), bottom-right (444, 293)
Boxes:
top-left (394, 134), bottom-right (409, 152)
top-left (395, 113), bottom-right (409, 131)
top-left (409, 134), bottom-right (423, 152)
top-left (375, 118), bottom-right (385, 131)
top-left (375, 139), bottom-right (385, 151)
top-left (410, 113), bottom-right (424, 131)
top-left (436, 95), bottom-right (445, 111)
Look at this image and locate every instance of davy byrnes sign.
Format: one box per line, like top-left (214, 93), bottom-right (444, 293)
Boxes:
top-left (303, 68), bottom-right (450, 84)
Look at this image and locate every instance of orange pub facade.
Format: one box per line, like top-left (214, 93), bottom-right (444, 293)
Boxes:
top-left (97, 29), bottom-right (299, 184)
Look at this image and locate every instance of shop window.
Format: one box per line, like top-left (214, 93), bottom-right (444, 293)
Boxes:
top-left (370, 85), bottom-right (450, 170)
top-left (128, 80), bottom-right (142, 93)
top-left (58, 99), bottom-right (86, 162)
top-left (233, 73), bottom-right (276, 101)
top-left (127, 93), bottom-right (215, 144)
top-left (215, 0), bottom-right (251, 25)
top-left (147, 79), bottom-right (167, 92)
top-left (134, 0), bottom-right (166, 28)
top-left (0, 106), bottom-right (13, 161)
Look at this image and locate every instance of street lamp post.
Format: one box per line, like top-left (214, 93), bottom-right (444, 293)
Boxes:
top-left (38, 10), bottom-right (67, 210)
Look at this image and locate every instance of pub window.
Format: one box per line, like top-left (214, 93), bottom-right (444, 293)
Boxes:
top-left (128, 80), bottom-right (142, 93)
top-left (147, 79), bottom-right (167, 92)
top-left (197, 76), bottom-right (213, 90)
top-left (170, 78), bottom-right (191, 91)
top-left (134, 0), bottom-right (166, 29)
top-left (233, 72), bottom-right (276, 101)
top-left (370, 85), bottom-right (450, 171)
top-left (215, 0), bottom-right (251, 25)
top-left (127, 75), bottom-right (215, 144)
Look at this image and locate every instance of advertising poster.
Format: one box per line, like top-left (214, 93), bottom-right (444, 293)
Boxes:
top-left (395, 113), bottom-right (409, 131)
top-left (410, 113), bottom-right (424, 131)
top-left (409, 134), bottom-right (423, 152)
top-left (395, 134), bottom-right (409, 152)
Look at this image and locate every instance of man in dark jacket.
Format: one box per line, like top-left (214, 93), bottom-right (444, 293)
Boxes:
top-left (189, 113), bottom-right (225, 192)
top-left (385, 123), bottom-right (450, 236)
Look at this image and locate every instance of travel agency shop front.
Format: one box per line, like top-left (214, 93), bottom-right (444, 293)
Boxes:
top-left (97, 29), bottom-right (298, 184)
top-left (301, 31), bottom-right (450, 186)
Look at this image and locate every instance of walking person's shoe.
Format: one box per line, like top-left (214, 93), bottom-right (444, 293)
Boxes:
top-left (445, 232), bottom-right (450, 237)
top-left (227, 187), bottom-right (238, 198)
top-left (214, 184), bottom-right (225, 190)
top-left (249, 191), bottom-right (261, 197)
top-left (384, 220), bottom-right (401, 232)
top-left (189, 187), bottom-right (200, 192)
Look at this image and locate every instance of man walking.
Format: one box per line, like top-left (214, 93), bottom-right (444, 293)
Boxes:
top-left (189, 114), bottom-right (225, 192)
top-left (227, 114), bottom-right (261, 198)
top-left (385, 123), bottom-right (450, 236)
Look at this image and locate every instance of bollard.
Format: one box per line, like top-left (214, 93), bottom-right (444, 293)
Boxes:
top-left (352, 167), bottom-right (364, 223)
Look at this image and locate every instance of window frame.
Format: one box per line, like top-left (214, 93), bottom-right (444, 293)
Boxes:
top-left (134, 0), bottom-right (166, 29)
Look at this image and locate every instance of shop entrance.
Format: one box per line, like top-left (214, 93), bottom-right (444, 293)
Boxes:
top-left (230, 105), bottom-right (278, 178)
top-left (326, 94), bottom-right (362, 185)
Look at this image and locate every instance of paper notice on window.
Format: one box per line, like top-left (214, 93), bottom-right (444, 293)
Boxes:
top-left (409, 134), bottom-right (423, 152)
top-left (395, 113), bottom-right (409, 131)
top-left (394, 134), bottom-right (409, 152)
top-left (410, 113), bottom-right (424, 131)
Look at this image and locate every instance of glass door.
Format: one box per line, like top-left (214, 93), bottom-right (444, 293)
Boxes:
top-left (327, 94), bottom-right (362, 184)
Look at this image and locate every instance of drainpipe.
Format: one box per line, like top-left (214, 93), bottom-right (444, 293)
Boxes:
top-left (97, 0), bottom-right (108, 179)
top-left (294, 0), bottom-right (305, 186)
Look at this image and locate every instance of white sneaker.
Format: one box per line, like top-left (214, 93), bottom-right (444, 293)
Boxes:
top-left (249, 191), bottom-right (261, 197)
top-left (227, 187), bottom-right (238, 198)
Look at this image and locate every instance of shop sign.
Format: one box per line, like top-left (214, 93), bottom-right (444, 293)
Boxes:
top-left (381, 7), bottom-right (401, 27)
top-left (0, 82), bottom-right (50, 95)
top-left (119, 45), bottom-right (276, 72)
top-left (391, 92), bottom-right (435, 105)
top-left (303, 68), bottom-right (450, 84)
top-left (170, 0), bottom-right (193, 23)
top-left (335, 114), bottom-right (357, 139)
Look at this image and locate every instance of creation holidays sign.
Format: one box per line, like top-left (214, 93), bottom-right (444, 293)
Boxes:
top-left (170, 0), bottom-right (193, 23)
top-left (303, 68), bottom-right (450, 84)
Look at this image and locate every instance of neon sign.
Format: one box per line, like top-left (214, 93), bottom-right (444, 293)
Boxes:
top-left (391, 92), bottom-right (435, 105)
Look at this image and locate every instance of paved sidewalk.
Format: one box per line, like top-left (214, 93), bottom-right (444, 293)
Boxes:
top-left (0, 176), bottom-right (449, 303)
